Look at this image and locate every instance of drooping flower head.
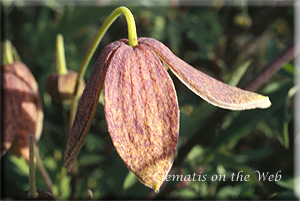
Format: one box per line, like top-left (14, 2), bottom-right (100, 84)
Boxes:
top-left (1, 62), bottom-right (43, 161)
top-left (64, 38), bottom-right (271, 191)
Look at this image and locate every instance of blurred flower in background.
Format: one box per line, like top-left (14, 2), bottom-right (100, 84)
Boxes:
top-left (1, 62), bottom-right (43, 161)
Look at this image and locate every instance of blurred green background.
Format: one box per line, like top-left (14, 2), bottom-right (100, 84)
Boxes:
top-left (1, 0), bottom-right (297, 200)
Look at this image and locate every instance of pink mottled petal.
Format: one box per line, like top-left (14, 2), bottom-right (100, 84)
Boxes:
top-left (104, 42), bottom-right (179, 191)
top-left (1, 62), bottom-right (43, 161)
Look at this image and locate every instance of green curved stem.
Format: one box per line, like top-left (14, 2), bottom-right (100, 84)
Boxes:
top-left (75, 6), bottom-right (137, 94)
top-left (69, 6), bottom-right (138, 124)
top-left (4, 40), bottom-right (14, 65)
top-left (56, 34), bottom-right (68, 75)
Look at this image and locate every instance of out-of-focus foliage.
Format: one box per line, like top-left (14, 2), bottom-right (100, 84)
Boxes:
top-left (1, 0), bottom-right (297, 200)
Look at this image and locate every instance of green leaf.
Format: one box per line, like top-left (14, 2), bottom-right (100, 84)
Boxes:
top-left (282, 62), bottom-right (295, 76)
top-left (2, 154), bottom-right (28, 197)
top-left (262, 84), bottom-right (297, 149)
top-left (228, 60), bottom-right (252, 86)
top-left (78, 153), bottom-right (104, 168)
top-left (276, 177), bottom-right (296, 190)
top-left (183, 10), bottom-right (221, 59)
top-left (98, 90), bottom-right (104, 105)
top-left (54, 168), bottom-right (71, 199)
top-left (215, 81), bottom-right (294, 149)
top-left (171, 187), bottom-right (199, 199)
top-left (123, 171), bottom-right (138, 191)
top-left (275, 104), bottom-right (289, 148)
top-left (180, 103), bottom-right (216, 142)
top-left (268, 190), bottom-right (298, 200)
top-left (207, 151), bottom-right (264, 187)
top-left (10, 154), bottom-right (29, 176)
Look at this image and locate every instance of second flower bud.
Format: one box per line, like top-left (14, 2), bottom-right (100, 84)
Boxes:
top-left (46, 70), bottom-right (85, 103)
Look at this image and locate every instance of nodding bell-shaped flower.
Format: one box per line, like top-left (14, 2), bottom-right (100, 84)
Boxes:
top-left (1, 62), bottom-right (43, 161)
top-left (64, 38), bottom-right (271, 191)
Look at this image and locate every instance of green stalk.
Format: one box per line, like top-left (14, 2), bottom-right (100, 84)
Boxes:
top-left (75, 6), bottom-right (137, 96)
top-left (27, 134), bottom-right (38, 199)
top-left (56, 34), bottom-right (68, 75)
top-left (4, 40), bottom-right (14, 65)
top-left (69, 6), bottom-right (138, 125)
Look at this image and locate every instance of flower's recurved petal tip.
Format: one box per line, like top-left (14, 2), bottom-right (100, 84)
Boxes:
top-left (154, 187), bottom-right (160, 193)
top-left (139, 38), bottom-right (272, 111)
top-left (253, 95), bottom-right (271, 109)
top-left (64, 41), bottom-right (122, 170)
top-left (266, 97), bottom-right (272, 107)
top-left (104, 42), bottom-right (179, 191)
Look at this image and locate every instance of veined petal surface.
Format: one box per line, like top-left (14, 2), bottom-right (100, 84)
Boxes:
top-left (64, 41), bottom-right (123, 169)
top-left (104, 42), bottom-right (179, 191)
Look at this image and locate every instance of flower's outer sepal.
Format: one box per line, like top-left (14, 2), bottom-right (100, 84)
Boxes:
top-left (64, 40), bottom-right (124, 170)
top-left (104, 41), bottom-right (179, 191)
